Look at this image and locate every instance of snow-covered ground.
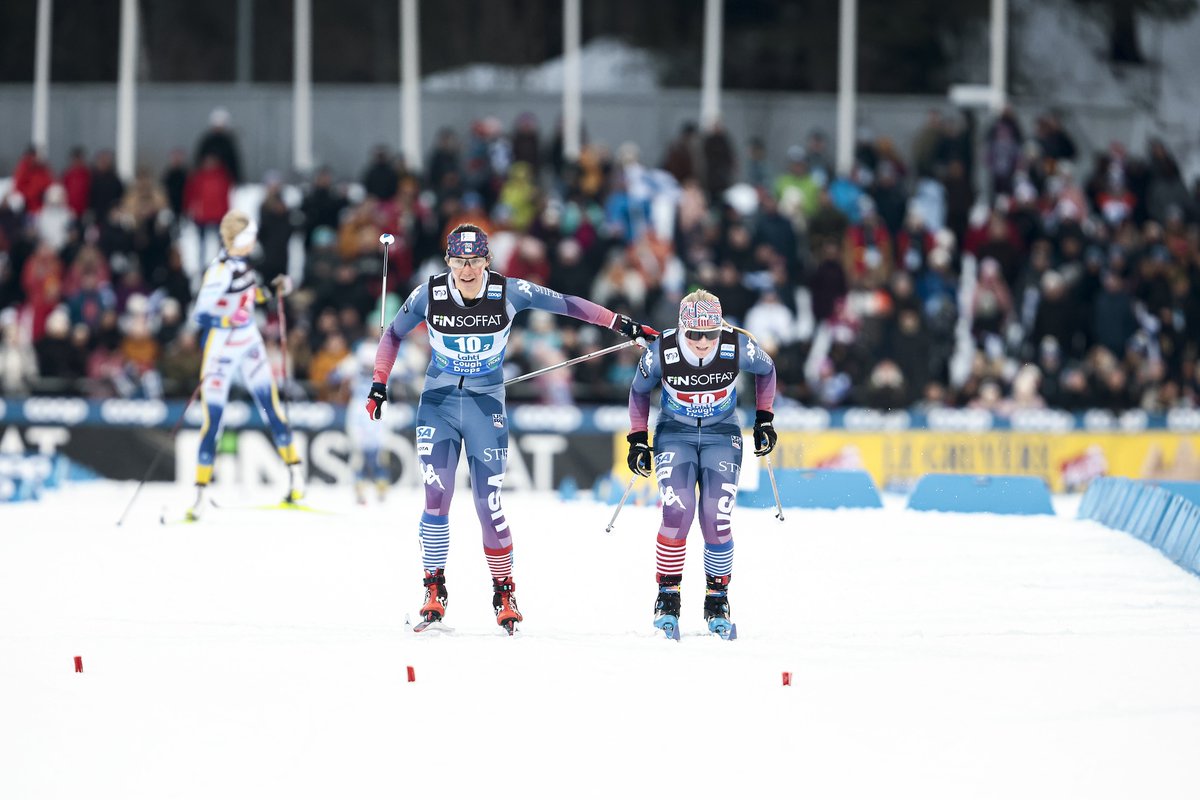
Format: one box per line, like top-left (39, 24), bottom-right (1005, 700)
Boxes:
top-left (3, 482), bottom-right (1200, 799)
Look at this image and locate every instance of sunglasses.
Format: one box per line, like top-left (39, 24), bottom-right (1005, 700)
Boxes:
top-left (447, 257), bottom-right (487, 270)
top-left (683, 329), bottom-right (721, 341)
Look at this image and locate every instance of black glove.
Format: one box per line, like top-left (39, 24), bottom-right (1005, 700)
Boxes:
top-left (753, 410), bottom-right (777, 457)
top-left (626, 431), bottom-right (652, 477)
top-left (365, 381), bottom-right (387, 420)
top-left (612, 314), bottom-right (660, 344)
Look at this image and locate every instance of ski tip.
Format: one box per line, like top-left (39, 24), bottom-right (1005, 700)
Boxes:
top-left (728, 623), bottom-right (738, 641)
top-left (670, 625), bottom-right (680, 641)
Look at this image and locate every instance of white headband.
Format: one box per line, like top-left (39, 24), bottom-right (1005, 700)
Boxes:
top-left (231, 221), bottom-right (258, 250)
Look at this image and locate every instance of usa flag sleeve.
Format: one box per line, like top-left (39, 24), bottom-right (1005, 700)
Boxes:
top-left (507, 278), bottom-right (617, 327)
top-left (739, 333), bottom-right (777, 414)
top-left (372, 285), bottom-right (429, 384)
top-left (628, 341), bottom-right (662, 433)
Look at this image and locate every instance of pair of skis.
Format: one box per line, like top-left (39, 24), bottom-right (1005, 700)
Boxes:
top-left (407, 616), bottom-right (518, 636)
top-left (657, 616), bottom-right (738, 641)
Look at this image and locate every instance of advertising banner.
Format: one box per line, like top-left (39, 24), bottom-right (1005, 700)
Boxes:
top-left (768, 431), bottom-right (1200, 493)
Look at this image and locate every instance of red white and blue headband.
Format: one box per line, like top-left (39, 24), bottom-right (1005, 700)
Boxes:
top-left (679, 298), bottom-right (723, 331)
top-left (447, 229), bottom-right (489, 259)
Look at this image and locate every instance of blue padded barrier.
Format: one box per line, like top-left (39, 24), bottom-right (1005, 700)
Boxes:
top-left (906, 474), bottom-right (1054, 515)
top-left (1077, 477), bottom-right (1110, 519)
top-left (1150, 496), bottom-right (1185, 550)
top-left (1078, 477), bottom-right (1200, 576)
top-left (739, 468), bottom-right (883, 510)
top-left (1150, 481), bottom-right (1200, 507)
top-left (1179, 509), bottom-right (1200, 568)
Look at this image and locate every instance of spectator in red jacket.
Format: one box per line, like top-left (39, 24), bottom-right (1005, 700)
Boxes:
top-left (60, 147), bottom-right (92, 218)
top-left (13, 147), bottom-right (54, 214)
top-left (183, 155), bottom-right (233, 265)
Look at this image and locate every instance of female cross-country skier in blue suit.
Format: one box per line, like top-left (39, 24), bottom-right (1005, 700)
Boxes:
top-left (366, 223), bottom-right (657, 633)
top-left (625, 289), bottom-right (778, 639)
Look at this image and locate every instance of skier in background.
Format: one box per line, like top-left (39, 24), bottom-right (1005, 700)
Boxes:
top-left (626, 289), bottom-right (778, 639)
top-left (186, 209), bottom-right (301, 520)
top-left (337, 337), bottom-right (417, 505)
top-left (366, 223), bottom-right (658, 633)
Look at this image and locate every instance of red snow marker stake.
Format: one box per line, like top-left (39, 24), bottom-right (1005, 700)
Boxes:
top-left (406, 666), bottom-right (415, 682)
top-left (782, 671), bottom-right (791, 686)
top-left (74, 656), bottom-right (83, 673)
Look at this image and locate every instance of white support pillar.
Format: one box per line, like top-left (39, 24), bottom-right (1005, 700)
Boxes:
top-left (562, 0), bottom-right (582, 161)
top-left (116, 0), bottom-right (138, 180)
top-left (700, 0), bottom-right (723, 128)
top-left (293, 0), bottom-right (313, 173)
top-left (835, 0), bottom-right (857, 176)
top-left (32, 0), bottom-right (53, 153)
top-left (400, 0), bottom-right (421, 171)
top-left (989, 0), bottom-right (1008, 111)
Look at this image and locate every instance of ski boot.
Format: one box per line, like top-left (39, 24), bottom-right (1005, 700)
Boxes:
top-left (375, 479), bottom-right (389, 503)
top-left (284, 461), bottom-right (305, 504)
top-left (184, 483), bottom-right (209, 522)
top-left (653, 574), bottom-right (683, 640)
top-left (354, 481), bottom-right (368, 505)
top-left (412, 569), bottom-right (449, 632)
top-left (703, 574), bottom-right (737, 640)
top-left (492, 577), bottom-right (523, 635)
top-left (420, 568), bottom-right (447, 621)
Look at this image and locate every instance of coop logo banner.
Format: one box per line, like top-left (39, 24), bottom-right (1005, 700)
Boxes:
top-left (21, 398), bottom-right (89, 426)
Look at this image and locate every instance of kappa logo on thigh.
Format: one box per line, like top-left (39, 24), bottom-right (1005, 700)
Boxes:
top-left (422, 463), bottom-right (445, 489)
top-left (659, 485), bottom-right (686, 509)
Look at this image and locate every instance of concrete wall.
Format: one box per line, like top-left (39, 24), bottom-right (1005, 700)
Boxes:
top-left (0, 83), bottom-right (1149, 184)
top-left (0, 83), bottom-right (954, 180)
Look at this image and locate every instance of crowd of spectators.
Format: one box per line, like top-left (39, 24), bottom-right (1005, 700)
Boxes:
top-left (2, 104), bottom-right (1199, 414)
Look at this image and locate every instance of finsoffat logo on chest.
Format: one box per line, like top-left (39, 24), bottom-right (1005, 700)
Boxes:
top-left (432, 313), bottom-right (504, 328)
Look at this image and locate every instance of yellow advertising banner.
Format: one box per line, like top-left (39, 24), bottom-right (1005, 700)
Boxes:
top-left (771, 431), bottom-right (1200, 493)
top-left (612, 430), bottom-right (1200, 492)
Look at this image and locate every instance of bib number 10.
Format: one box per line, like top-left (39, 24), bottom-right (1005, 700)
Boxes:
top-left (453, 336), bottom-right (483, 353)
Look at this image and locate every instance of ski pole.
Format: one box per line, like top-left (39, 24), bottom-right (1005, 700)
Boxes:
top-left (505, 340), bottom-right (637, 387)
top-left (605, 474), bottom-right (639, 533)
top-left (378, 233), bottom-right (394, 336)
top-left (276, 291), bottom-right (293, 424)
top-left (764, 453), bottom-right (785, 522)
top-left (115, 379), bottom-right (205, 526)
